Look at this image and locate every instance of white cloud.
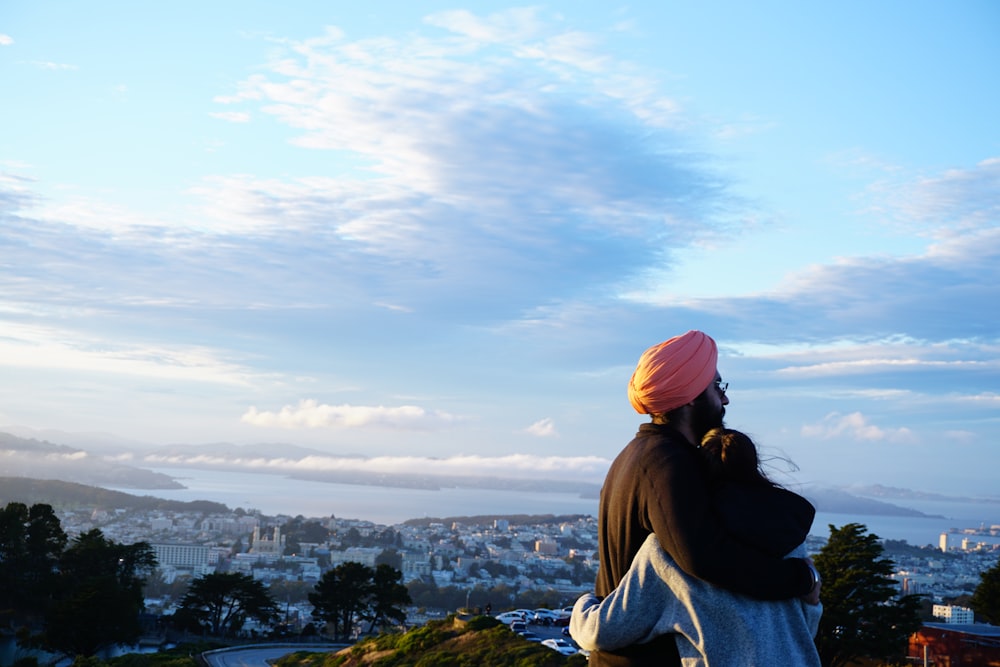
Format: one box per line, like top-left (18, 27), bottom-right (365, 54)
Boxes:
top-left (943, 430), bottom-right (976, 443)
top-left (880, 157), bottom-right (1000, 233)
top-left (424, 7), bottom-right (543, 43)
top-left (801, 412), bottom-right (915, 443)
top-left (523, 417), bottom-right (558, 437)
top-left (0, 34), bottom-right (13, 46)
top-left (137, 449), bottom-right (609, 482)
top-left (775, 357), bottom-right (992, 378)
top-left (0, 321), bottom-right (259, 386)
top-left (22, 60), bottom-right (77, 70)
top-left (213, 10), bottom-right (716, 232)
top-left (241, 399), bottom-right (459, 430)
top-left (209, 111), bottom-right (251, 123)
top-left (956, 392), bottom-right (1000, 406)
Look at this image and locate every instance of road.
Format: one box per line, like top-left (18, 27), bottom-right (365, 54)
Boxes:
top-left (201, 644), bottom-right (345, 667)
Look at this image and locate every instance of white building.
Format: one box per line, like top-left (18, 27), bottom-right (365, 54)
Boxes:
top-left (151, 543), bottom-right (211, 568)
top-left (327, 546), bottom-right (381, 567)
top-left (932, 604), bottom-right (975, 624)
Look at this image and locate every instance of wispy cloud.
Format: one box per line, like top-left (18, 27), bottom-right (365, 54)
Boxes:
top-left (876, 157), bottom-right (1000, 233)
top-left (241, 399), bottom-right (460, 430)
top-left (775, 357), bottom-right (996, 378)
top-left (0, 321), bottom-right (260, 386)
top-left (22, 60), bottom-right (78, 70)
top-left (209, 111), bottom-right (251, 123)
top-left (0, 34), bottom-right (13, 46)
top-left (523, 417), bottom-right (558, 437)
top-left (801, 412), bottom-right (915, 443)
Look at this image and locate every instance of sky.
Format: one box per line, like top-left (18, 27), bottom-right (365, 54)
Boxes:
top-left (1, 1), bottom-right (998, 497)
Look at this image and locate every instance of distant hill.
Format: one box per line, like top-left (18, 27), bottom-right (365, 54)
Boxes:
top-left (0, 431), bottom-right (182, 489)
top-left (802, 486), bottom-right (946, 518)
top-left (403, 514), bottom-right (589, 528)
top-left (275, 614), bottom-right (586, 667)
top-left (0, 476), bottom-right (229, 514)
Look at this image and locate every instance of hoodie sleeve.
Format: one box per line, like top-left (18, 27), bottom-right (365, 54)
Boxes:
top-left (570, 534), bottom-right (681, 651)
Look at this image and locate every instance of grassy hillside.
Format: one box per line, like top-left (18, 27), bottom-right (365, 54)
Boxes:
top-left (275, 615), bottom-right (587, 667)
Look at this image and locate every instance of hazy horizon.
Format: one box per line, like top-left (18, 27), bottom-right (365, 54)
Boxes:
top-left (5, 424), bottom-right (1000, 502)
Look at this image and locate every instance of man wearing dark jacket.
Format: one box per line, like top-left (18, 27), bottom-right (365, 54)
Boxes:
top-left (591, 330), bottom-right (820, 666)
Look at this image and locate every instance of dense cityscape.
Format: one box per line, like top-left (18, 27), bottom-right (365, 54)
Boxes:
top-left (57, 501), bottom-right (1000, 629)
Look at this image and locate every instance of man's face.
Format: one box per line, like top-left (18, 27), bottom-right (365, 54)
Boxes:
top-left (690, 371), bottom-right (729, 441)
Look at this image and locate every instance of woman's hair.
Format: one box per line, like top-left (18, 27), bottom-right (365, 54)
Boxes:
top-left (700, 427), bottom-right (776, 488)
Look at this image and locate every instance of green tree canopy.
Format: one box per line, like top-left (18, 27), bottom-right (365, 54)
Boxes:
top-left (813, 523), bottom-right (923, 667)
top-left (969, 553), bottom-right (1000, 624)
top-left (177, 571), bottom-right (280, 637)
top-left (375, 547), bottom-right (403, 570)
top-left (309, 561), bottom-right (374, 640)
top-left (0, 502), bottom-right (67, 623)
top-left (367, 563), bottom-right (412, 633)
top-left (41, 529), bottom-right (157, 658)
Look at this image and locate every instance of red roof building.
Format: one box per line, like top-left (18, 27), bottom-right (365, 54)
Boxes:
top-left (908, 622), bottom-right (1000, 666)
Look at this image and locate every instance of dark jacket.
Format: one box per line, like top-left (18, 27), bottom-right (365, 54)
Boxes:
top-left (592, 423), bottom-right (814, 667)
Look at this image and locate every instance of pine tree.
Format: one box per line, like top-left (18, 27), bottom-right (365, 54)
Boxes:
top-left (0, 502), bottom-right (67, 623)
top-left (309, 561), bottom-right (375, 640)
top-left (177, 571), bottom-right (281, 636)
top-left (367, 563), bottom-right (412, 633)
top-left (41, 529), bottom-right (157, 658)
top-left (969, 554), bottom-right (1000, 624)
top-left (813, 523), bottom-right (923, 667)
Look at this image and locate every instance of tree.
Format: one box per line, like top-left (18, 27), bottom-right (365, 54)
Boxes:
top-left (309, 562), bottom-right (374, 640)
top-left (41, 529), bottom-right (157, 658)
top-left (366, 564), bottom-right (411, 633)
top-left (813, 523), bottom-right (923, 667)
top-left (969, 553), bottom-right (1000, 624)
top-left (177, 572), bottom-right (280, 637)
top-left (376, 547), bottom-right (403, 570)
top-left (0, 502), bottom-right (67, 624)
top-left (280, 517), bottom-right (331, 556)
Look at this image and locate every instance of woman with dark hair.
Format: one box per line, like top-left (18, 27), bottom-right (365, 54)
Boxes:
top-left (571, 428), bottom-right (822, 666)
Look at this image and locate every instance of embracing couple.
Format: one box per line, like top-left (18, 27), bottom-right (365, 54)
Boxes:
top-left (570, 331), bottom-right (822, 666)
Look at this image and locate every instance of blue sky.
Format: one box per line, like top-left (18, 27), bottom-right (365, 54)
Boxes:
top-left (1, 1), bottom-right (998, 495)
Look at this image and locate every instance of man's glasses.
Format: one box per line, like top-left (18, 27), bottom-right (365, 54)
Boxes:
top-left (715, 381), bottom-right (728, 394)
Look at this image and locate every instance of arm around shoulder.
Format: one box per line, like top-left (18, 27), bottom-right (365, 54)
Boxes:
top-left (569, 536), bottom-right (678, 651)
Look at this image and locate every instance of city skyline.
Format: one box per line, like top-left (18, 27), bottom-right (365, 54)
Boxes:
top-left (1, 2), bottom-right (998, 497)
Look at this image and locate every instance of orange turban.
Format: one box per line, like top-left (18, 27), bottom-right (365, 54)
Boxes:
top-left (628, 330), bottom-right (718, 414)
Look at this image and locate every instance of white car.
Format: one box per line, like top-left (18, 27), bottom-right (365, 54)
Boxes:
top-left (494, 611), bottom-right (526, 625)
top-left (542, 638), bottom-right (579, 656)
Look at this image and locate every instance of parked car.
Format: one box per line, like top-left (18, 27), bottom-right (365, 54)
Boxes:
top-left (551, 608), bottom-right (572, 626)
top-left (518, 631), bottom-right (543, 642)
top-left (542, 638), bottom-right (579, 656)
top-left (494, 611), bottom-right (525, 625)
top-left (509, 621), bottom-right (527, 634)
top-left (513, 608), bottom-right (535, 622)
top-left (530, 608), bottom-right (561, 625)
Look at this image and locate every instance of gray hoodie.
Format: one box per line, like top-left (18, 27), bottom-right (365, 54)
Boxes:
top-left (571, 533), bottom-right (822, 667)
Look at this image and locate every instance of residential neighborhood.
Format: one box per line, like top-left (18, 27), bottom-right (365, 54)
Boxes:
top-left (55, 503), bottom-right (1000, 628)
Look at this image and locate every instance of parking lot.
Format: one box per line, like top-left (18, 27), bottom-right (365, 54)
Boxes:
top-left (495, 611), bottom-right (586, 656)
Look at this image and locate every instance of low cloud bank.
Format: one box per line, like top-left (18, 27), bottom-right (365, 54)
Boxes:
top-left (137, 448), bottom-right (609, 484)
